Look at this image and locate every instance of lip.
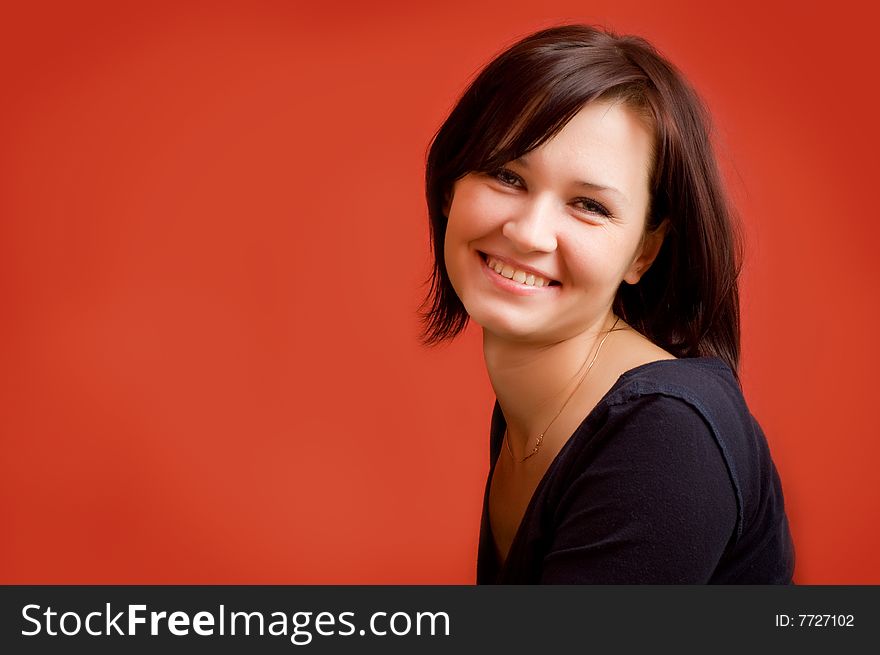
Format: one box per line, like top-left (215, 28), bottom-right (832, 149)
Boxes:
top-left (478, 251), bottom-right (562, 296)
top-left (478, 251), bottom-right (560, 284)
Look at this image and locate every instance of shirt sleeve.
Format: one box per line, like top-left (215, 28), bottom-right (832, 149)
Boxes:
top-left (540, 394), bottom-right (738, 584)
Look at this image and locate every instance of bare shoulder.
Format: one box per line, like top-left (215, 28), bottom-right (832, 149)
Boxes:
top-left (576, 321), bottom-right (676, 413)
top-left (608, 321), bottom-right (676, 374)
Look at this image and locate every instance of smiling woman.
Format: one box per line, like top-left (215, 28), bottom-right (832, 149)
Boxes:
top-left (419, 24), bottom-right (795, 584)
top-left (443, 100), bottom-right (663, 342)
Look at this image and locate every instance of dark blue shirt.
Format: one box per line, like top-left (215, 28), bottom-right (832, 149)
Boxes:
top-left (477, 356), bottom-right (795, 584)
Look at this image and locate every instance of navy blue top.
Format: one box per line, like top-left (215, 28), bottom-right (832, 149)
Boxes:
top-left (476, 357), bottom-right (795, 584)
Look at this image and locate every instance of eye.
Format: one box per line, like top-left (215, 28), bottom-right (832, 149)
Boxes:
top-left (573, 198), bottom-right (613, 219)
top-left (489, 167), bottom-right (523, 188)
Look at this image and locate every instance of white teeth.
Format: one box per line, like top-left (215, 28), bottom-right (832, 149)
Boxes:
top-left (486, 256), bottom-right (553, 288)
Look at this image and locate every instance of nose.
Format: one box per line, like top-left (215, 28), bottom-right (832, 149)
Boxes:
top-left (501, 196), bottom-right (558, 253)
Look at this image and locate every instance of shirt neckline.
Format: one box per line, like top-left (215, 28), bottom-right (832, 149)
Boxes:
top-left (485, 355), bottom-right (729, 582)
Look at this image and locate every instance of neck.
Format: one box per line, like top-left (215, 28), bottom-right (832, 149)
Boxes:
top-left (482, 310), bottom-right (619, 458)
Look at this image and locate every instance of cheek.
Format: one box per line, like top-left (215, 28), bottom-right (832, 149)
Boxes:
top-left (447, 187), bottom-right (508, 240)
top-left (444, 196), bottom-right (484, 269)
top-left (561, 231), bottom-right (637, 284)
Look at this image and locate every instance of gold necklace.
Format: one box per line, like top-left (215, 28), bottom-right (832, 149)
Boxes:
top-left (504, 316), bottom-right (622, 463)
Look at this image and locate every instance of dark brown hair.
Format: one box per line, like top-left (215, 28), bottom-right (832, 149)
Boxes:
top-left (419, 24), bottom-right (743, 376)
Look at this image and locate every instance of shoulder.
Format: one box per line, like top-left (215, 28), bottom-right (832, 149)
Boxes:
top-left (544, 357), bottom-right (751, 479)
top-left (547, 357), bottom-right (752, 503)
top-left (613, 356), bottom-right (740, 402)
top-left (573, 356), bottom-right (755, 541)
top-left (557, 358), bottom-right (746, 486)
top-left (543, 376), bottom-right (741, 583)
top-left (603, 356), bottom-right (752, 438)
top-left (599, 356), bottom-right (755, 479)
top-left (584, 382), bottom-right (734, 478)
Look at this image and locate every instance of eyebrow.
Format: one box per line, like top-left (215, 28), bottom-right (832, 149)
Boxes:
top-left (512, 156), bottom-right (626, 202)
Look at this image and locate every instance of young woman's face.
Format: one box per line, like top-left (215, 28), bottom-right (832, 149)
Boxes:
top-left (443, 98), bottom-right (665, 343)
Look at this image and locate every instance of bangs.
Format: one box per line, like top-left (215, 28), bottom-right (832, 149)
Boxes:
top-left (471, 65), bottom-right (611, 173)
top-left (461, 47), bottom-right (657, 177)
top-left (481, 82), bottom-right (594, 170)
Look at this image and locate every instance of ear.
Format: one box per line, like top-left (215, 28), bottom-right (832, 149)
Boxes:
top-left (442, 188), bottom-right (452, 217)
top-left (623, 219), bottom-right (668, 285)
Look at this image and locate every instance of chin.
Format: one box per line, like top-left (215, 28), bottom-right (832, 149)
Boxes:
top-left (467, 305), bottom-right (544, 341)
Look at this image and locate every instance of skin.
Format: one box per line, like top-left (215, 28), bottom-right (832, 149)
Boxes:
top-left (443, 98), bottom-right (676, 563)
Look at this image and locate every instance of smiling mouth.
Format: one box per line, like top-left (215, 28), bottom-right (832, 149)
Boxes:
top-left (478, 252), bottom-right (561, 288)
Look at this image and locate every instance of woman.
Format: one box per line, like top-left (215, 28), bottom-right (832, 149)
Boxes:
top-left (419, 24), bottom-right (795, 583)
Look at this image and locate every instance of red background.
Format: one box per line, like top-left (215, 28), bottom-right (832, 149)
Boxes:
top-left (1, 1), bottom-right (877, 583)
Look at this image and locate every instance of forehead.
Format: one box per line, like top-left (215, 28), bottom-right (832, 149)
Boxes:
top-left (514, 99), bottom-right (655, 206)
